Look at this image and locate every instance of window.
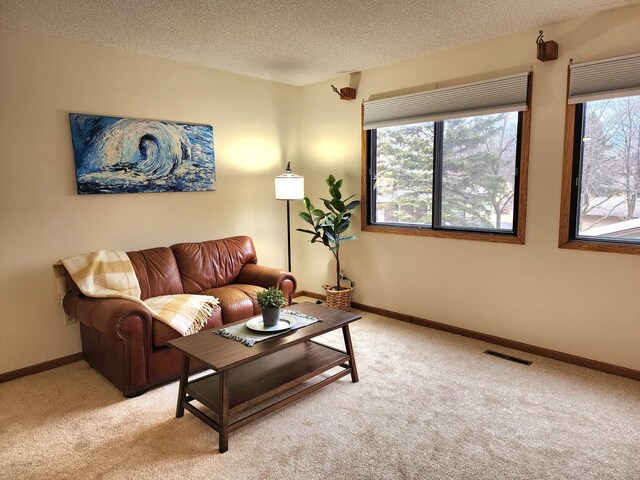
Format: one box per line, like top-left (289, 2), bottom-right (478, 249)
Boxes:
top-left (363, 74), bottom-right (531, 243)
top-left (441, 112), bottom-right (520, 231)
top-left (560, 53), bottom-right (640, 254)
top-left (373, 122), bottom-right (434, 226)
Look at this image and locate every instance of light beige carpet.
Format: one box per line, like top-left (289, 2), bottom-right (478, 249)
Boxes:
top-left (1, 302), bottom-right (639, 480)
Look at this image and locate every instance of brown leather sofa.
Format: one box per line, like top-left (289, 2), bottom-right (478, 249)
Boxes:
top-left (62, 236), bottom-right (296, 396)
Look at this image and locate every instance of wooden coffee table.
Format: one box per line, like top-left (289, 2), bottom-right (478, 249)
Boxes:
top-left (167, 302), bottom-right (361, 453)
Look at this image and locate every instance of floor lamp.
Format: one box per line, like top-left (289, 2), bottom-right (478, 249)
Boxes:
top-left (275, 162), bottom-right (304, 272)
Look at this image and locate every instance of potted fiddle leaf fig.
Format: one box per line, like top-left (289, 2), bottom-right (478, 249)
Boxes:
top-left (297, 175), bottom-right (360, 311)
top-left (256, 287), bottom-right (286, 327)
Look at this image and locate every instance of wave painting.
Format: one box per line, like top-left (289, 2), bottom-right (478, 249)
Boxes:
top-left (69, 113), bottom-right (215, 194)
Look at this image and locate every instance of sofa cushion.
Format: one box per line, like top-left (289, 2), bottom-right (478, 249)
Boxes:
top-left (127, 247), bottom-right (184, 300)
top-left (201, 284), bottom-right (265, 324)
top-left (171, 236), bottom-right (258, 293)
top-left (152, 307), bottom-right (223, 347)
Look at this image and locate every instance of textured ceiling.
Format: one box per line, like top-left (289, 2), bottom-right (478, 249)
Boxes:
top-left (1, 0), bottom-right (639, 86)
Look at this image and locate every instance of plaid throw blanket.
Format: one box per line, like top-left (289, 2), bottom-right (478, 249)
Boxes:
top-left (54, 250), bottom-right (219, 336)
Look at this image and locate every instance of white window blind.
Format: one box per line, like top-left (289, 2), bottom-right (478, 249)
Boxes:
top-left (568, 53), bottom-right (640, 104)
top-left (363, 73), bottom-right (530, 130)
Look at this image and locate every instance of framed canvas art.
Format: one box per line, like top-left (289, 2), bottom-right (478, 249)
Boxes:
top-left (69, 113), bottom-right (215, 194)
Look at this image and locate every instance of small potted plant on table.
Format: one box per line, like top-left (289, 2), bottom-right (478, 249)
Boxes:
top-left (297, 175), bottom-right (360, 311)
top-left (256, 287), bottom-right (287, 327)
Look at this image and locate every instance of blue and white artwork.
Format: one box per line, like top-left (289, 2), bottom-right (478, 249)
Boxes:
top-left (69, 113), bottom-right (215, 194)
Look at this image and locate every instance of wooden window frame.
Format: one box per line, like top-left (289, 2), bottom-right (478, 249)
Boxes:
top-left (558, 97), bottom-right (640, 255)
top-left (360, 97), bottom-right (531, 245)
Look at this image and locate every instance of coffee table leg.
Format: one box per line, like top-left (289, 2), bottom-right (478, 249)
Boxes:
top-left (342, 324), bottom-right (359, 383)
top-left (218, 370), bottom-right (229, 453)
top-left (176, 355), bottom-right (190, 418)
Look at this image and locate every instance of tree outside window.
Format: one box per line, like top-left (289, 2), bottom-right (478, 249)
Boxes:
top-left (375, 123), bottom-right (434, 225)
top-left (577, 95), bottom-right (640, 240)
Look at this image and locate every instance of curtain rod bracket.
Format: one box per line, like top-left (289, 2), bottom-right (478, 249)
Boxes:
top-left (536, 30), bottom-right (559, 62)
top-left (331, 85), bottom-right (357, 101)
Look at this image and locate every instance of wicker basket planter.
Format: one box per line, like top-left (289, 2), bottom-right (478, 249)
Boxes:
top-left (323, 285), bottom-right (353, 312)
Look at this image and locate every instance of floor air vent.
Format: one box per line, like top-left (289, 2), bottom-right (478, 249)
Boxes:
top-left (484, 350), bottom-right (532, 366)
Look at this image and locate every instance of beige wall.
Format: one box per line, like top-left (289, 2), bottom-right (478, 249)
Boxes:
top-left (297, 5), bottom-right (640, 370)
top-left (0, 28), bottom-right (299, 373)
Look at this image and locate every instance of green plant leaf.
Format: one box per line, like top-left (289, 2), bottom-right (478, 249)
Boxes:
top-left (345, 200), bottom-right (361, 211)
top-left (326, 175), bottom-right (335, 187)
top-left (339, 234), bottom-right (357, 242)
top-left (334, 179), bottom-right (343, 190)
top-left (329, 186), bottom-right (342, 201)
top-left (303, 197), bottom-right (311, 210)
top-left (331, 198), bottom-right (345, 211)
top-left (336, 222), bottom-right (350, 234)
top-left (299, 211), bottom-right (313, 224)
top-left (321, 198), bottom-right (337, 213)
top-left (324, 229), bottom-right (337, 243)
top-left (311, 209), bottom-right (325, 217)
top-left (296, 228), bottom-right (317, 236)
top-left (323, 223), bottom-right (336, 234)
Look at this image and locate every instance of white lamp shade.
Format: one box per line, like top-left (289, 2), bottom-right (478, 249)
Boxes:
top-left (275, 173), bottom-right (304, 200)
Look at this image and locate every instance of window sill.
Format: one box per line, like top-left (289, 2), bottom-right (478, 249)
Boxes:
top-left (559, 238), bottom-right (640, 255)
top-left (362, 223), bottom-right (525, 245)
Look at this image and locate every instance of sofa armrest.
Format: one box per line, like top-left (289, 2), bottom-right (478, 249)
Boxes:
top-left (63, 293), bottom-right (153, 396)
top-left (235, 264), bottom-right (297, 305)
top-left (63, 293), bottom-right (152, 341)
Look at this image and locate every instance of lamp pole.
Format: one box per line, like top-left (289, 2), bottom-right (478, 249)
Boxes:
top-left (286, 200), bottom-right (292, 272)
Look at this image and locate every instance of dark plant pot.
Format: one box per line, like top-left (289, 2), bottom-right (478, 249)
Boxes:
top-left (262, 307), bottom-right (280, 327)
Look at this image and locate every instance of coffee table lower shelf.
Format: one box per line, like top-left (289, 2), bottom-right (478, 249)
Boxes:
top-left (176, 340), bottom-right (353, 451)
